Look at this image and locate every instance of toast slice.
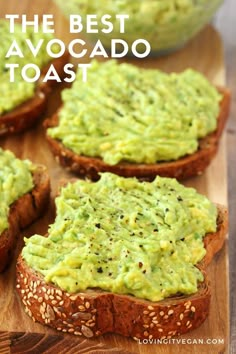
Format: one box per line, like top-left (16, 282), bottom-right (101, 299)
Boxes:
top-left (16, 205), bottom-right (228, 340)
top-left (0, 165), bottom-right (50, 272)
top-left (45, 87), bottom-right (230, 181)
top-left (0, 53), bottom-right (69, 136)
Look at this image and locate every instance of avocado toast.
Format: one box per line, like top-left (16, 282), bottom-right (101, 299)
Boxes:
top-left (0, 20), bottom-right (69, 136)
top-left (0, 148), bottom-right (50, 272)
top-left (45, 60), bottom-right (230, 180)
top-left (16, 173), bottom-right (228, 339)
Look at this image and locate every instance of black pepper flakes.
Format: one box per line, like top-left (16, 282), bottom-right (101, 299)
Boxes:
top-left (138, 262), bottom-right (143, 268)
top-left (97, 267), bottom-right (103, 273)
top-left (95, 223), bottom-right (101, 228)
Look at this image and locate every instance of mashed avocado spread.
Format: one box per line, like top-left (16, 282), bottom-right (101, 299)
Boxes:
top-left (0, 148), bottom-right (33, 234)
top-left (22, 173), bottom-right (217, 301)
top-left (48, 60), bottom-right (221, 165)
top-left (0, 20), bottom-right (55, 115)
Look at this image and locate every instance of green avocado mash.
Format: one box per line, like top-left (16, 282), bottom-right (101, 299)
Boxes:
top-left (48, 60), bottom-right (221, 165)
top-left (22, 173), bottom-right (217, 301)
top-left (54, 0), bottom-right (223, 53)
top-left (0, 148), bottom-right (33, 234)
top-left (0, 20), bottom-right (56, 115)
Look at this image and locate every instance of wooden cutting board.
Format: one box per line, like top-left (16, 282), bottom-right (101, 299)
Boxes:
top-left (0, 1), bottom-right (229, 353)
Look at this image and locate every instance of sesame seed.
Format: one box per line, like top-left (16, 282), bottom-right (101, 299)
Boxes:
top-left (152, 320), bottom-right (158, 324)
top-left (16, 284), bottom-right (20, 289)
top-left (21, 290), bottom-right (25, 294)
top-left (24, 278), bottom-right (27, 285)
top-left (180, 313), bottom-right (184, 320)
top-left (143, 310), bottom-right (149, 315)
top-left (57, 327), bottom-right (62, 331)
top-left (42, 287), bottom-right (47, 293)
top-left (186, 321), bottom-right (190, 326)
top-left (68, 328), bottom-right (75, 333)
top-left (164, 315), bottom-right (169, 320)
top-left (161, 336), bottom-right (166, 340)
top-left (85, 302), bottom-right (90, 309)
top-left (70, 295), bottom-right (78, 301)
top-left (191, 306), bottom-right (196, 312)
top-left (149, 335), bottom-right (153, 339)
top-left (188, 324), bottom-right (192, 328)
top-left (79, 305), bottom-right (85, 311)
top-left (168, 310), bottom-right (174, 316)
top-left (158, 328), bottom-right (163, 332)
top-left (150, 323), bottom-right (154, 328)
top-left (148, 306), bottom-right (154, 310)
top-left (81, 325), bottom-right (94, 338)
top-left (49, 295), bottom-right (54, 300)
top-left (160, 311), bottom-right (164, 316)
top-left (52, 300), bottom-right (57, 305)
top-left (38, 297), bottom-right (43, 303)
top-left (59, 300), bottom-right (64, 306)
top-left (62, 329), bottom-right (67, 333)
top-left (144, 331), bottom-right (149, 337)
top-left (152, 316), bottom-right (157, 320)
top-left (57, 290), bottom-right (63, 296)
top-left (143, 324), bottom-right (149, 328)
top-left (177, 322), bottom-right (181, 326)
top-left (45, 294), bottom-right (49, 301)
top-left (74, 331), bottom-right (82, 336)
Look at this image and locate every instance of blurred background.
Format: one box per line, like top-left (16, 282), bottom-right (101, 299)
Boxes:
top-left (214, 1), bottom-right (236, 352)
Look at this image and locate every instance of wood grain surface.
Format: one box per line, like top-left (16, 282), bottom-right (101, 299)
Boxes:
top-left (0, 0), bottom-right (231, 353)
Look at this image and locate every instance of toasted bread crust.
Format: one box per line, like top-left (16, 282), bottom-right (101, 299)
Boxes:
top-left (45, 87), bottom-right (231, 181)
top-left (0, 52), bottom-right (69, 136)
top-left (16, 205), bottom-right (227, 340)
top-left (0, 166), bottom-right (50, 273)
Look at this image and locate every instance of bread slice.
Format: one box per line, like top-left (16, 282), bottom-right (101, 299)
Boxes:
top-left (0, 53), bottom-right (69, 136)
top-left (16, 205), bottom-right (228, 340)
top-left (0, 165), bottom-right (50, 272)
top-left (45, 87), bottom-right (230, 181)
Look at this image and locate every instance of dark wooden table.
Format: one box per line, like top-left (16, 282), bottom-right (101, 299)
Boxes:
top-left (214, 1), bottom-right (236, 352)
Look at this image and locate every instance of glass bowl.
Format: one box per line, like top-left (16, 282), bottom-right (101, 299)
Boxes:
top-left (54, 0), bottom-right (224, 56)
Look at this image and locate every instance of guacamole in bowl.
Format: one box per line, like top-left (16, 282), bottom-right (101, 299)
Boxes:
top-left (54, 0), bottom-right (223, 55)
